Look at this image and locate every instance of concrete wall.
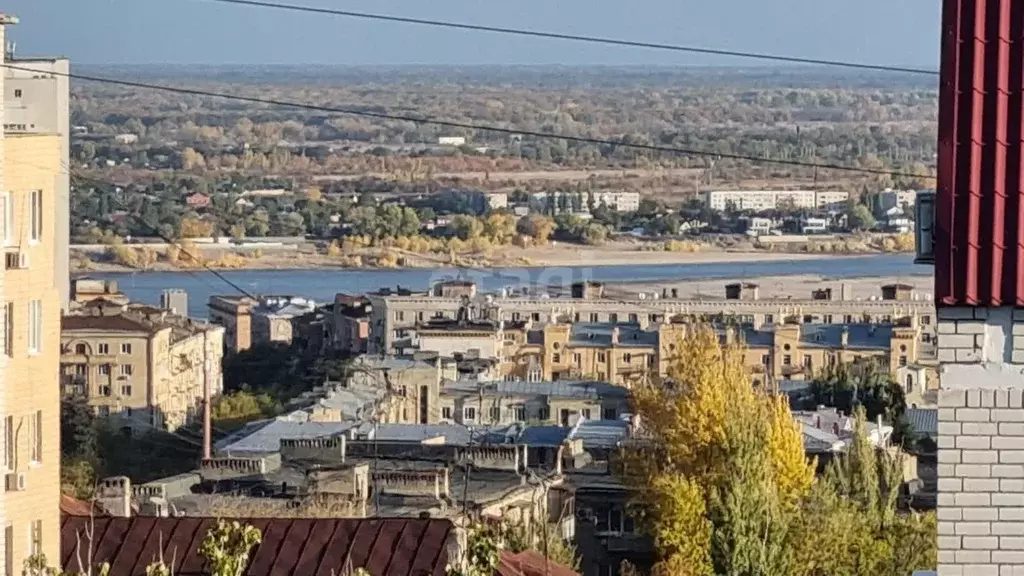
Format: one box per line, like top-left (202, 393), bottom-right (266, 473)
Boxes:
top-left (937, 307), bottom-right (1024, 574)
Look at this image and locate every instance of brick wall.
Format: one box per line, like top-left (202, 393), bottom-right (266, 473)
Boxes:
top-left (938, 307), bottom-right (1024, 575)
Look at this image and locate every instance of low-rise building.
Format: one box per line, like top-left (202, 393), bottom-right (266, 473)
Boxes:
top-left (439, 380), bottom-right (630, 427)
top-left (207, 294), bottom-right (316, 353)
top-left (60, 300), bottom-right (224, 432)
top-left (704, 189), bottom-right (849, 212)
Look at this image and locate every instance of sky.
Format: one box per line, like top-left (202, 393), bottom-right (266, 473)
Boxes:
top-left (3, 0), bottom-right (940, 67)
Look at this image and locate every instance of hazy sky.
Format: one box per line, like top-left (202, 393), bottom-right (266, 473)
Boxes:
top-left (4, 0), bottom-right (940, 67)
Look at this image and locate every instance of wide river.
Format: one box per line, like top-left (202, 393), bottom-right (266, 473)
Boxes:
top-left (83, 254), bottom-right (932, 319)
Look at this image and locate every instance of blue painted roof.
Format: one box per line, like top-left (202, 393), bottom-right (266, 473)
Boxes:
top-left (905, 408), bottom-right (938, 437)
top-left (799, 324), bottom-right (893, 350)
top-left (569, 323), bottom-right (658, 348)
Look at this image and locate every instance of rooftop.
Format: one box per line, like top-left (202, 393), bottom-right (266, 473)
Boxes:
top-left (443, 380), bottom-right (628, 401)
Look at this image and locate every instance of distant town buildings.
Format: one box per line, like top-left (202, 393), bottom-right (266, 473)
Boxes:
top-left (437, 136), bottom-right (466, 146)
top-left (870, 188), bottom-right (918, 215)
top-left (529, 191), bottom-right (641, 214)
top-left (704, 189), bottom-right (849, 212)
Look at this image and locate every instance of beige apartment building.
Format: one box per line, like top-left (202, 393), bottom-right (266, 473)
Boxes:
top-left (367, 281), bottom-right (936, 357)
top-left (0, 19), bottom-right (64, 570)
top-left (61, 301), bottom-right (225, 432)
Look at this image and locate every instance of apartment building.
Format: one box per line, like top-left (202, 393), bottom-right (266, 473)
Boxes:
top-left (60, 301), bottom-right (225, 432)
top-left (368, 281), bottom-right (936, 356)
top-left (3, 49), bottom-right (69, 312)
top-left (869, 188), bottom-right (918, 215)
top-left (207, 295), bottom-right (315, 353)
top-left (0, 14), bottom-right (64, 570)
top-left (704, 189), bottom-right (850, 212)
top-left (529, 190), bottom-right (641, 213)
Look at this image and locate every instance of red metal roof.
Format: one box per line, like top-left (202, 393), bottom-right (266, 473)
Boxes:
top-left (935, 0), bottom-right (1024, 306)
top-left (60, 516), bottom-right (452, 576)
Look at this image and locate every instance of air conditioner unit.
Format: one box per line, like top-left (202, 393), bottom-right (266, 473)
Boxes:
top-left (4, 251), bottom-right (28, 270)
top-left (5, 472), bottom-right (25, 492)
top-left (914, 190), bottom-right (936, 265)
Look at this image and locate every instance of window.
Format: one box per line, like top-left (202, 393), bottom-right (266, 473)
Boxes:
top-left (538, 406), bottom-right (550, 421)
top-left (120, 365), bottom-right (133, 377)
top-left (75, 343), bottom-right (87, 355)
top-left (30, 411), bottom-right (41, 463)
top-left (416, 311), bottom-right (424, 322)
top-left (844, 314), bottom-right (854, 324)
top-left (98, 343), bottom-right (109, 355)
top-left (4, 416), bottom-right (12, 471)
top-left (74, 364), bottom-right (87, 377)
top-left (573, 313), bottom-right (580, 322)
top-left (572, 353), bottom-right (581, 366)
top-left (395, 311), bottom-right (405, 322)
top-left (823, 314), bottom-right (834, 324)
top-left (399, 386), bottom-right (408, 398)
top-left (2, 302), bottom-right (10, 357)
top-left (783, 355), bottom-right (792, 366)
top-left (29, 190), bottom-right (41, 243)
top-left (2, 192), bottom-right (11, 246)
top-left (441, 407), bottom-right (452, 420)
top-left (552, 353), bottom-right (561, 363)
top-left (13, 89), bottom-right (21, 98)
top-left (5, 524), bottom-right (12, 576)
top-left (99, 364), bottom-right (111, 376)
top-left (921, 315), bottom-right (931, 325)
top-left (28, 300), bottom-right (41, 353)
top-left (120, 384), bottom-right (132, 396)
top-left (906, 374), bottom-right (915, 393)
top-left (419, 385), bottom-right (429, 424)
top-left (463, 407), bottom-right (477, 421)
top-left (803, 314), bottom-right (813, 323)
top-left (589, 313), bottom-right (599, 322)
top-left (603, 408), bottom-right (617, 420)
top-left (608, 313), bottom-right (618, 324)
top-left (489, 406), bottom-right (501, 421)
top-left (121, 343), bottom-right (132, 354)
top-left (628, 313), bottom-right (638, 323)
top-left (531, 312), bottom-right (540, 322)
top-left (29, 520), bottom-right (41, 558)
top-left (623, 353), bottom-right (632, 364)
top-left (899, 355), bottom-right (908, 367)
top-left (803, 355), bottom-right (812, 368)
top-left (581, 409), bottom-right (591, 420)
top-left (99, 385), bottom-right (111, 397)
top-left (761, 354), bottom-right (770, 366)
top-left (513, 405), bottom-right (526, 421)
top-left (765, 314), bottom-right (774, 324)
top-left (512, 312), bottom-right (521, 322)
top-left (597, 352), bottom-right (606, 363)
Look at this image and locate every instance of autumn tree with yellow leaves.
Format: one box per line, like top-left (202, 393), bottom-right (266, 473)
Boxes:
top-left (622, 326), bottom-right (935, 576)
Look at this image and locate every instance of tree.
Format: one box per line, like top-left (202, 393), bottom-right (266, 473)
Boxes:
top-left (449, 215), bottom-right (484, 241)
top-left (581, 223), bottom-right (609, 245)
top-left (623, 327), bottom-right (814, 575)
top-left (200, 520), bottom-right (262, 576)
top-left (178, 216), bottom-right (215, 239)
top-left (804, 362), bottom-right (913, 446)
top-left (517, 215), bottom-right (555, 246)
top-left (847, 204), bottom-right (877, 231)
top-left (483, 213), bottom-right (517, 244)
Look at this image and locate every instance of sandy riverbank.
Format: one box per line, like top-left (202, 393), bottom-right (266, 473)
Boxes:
top-left (72, 243), bottom-right (886, 274)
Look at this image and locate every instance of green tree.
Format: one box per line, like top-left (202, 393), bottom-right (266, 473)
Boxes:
top-left (847, 204), bottom-right (877, 231)
top-left (449, 215), bottom-right (484, 240)
top-left (805, 362), bottom-right (913, 447)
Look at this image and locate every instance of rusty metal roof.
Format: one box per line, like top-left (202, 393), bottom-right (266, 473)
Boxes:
top-left (60, 516), bottom-right (453, 576)
top-left (935, 0), bottom-right (1024, 306)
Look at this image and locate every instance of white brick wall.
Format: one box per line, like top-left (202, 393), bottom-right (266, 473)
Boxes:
top-left (938, 307), bottom-right (1024, 575)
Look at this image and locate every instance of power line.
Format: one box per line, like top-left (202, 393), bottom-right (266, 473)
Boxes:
top-left (200, 0), bottom-right (939, 76)
top-left (4, 64), bottom-right (933, 180)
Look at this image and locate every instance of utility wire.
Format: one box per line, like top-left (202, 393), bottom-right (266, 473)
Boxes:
top-left (4, 64), bottom-right (933, 180)
top-left (200, 0), bottom-right (939, 76)
top-left (69, 169), bottom-right (258, 299)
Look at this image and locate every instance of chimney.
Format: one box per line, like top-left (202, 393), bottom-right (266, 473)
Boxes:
top-left (97, 476), bottom-right (132, 518)
top-left (611, 326), bottom-right (620, 345)
top-left (840, 327), bottom-right (849, 348)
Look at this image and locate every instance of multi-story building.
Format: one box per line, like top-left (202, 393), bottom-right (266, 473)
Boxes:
top-left (0, 14), bottom-right (64, 569)
top-left (529, 191), bottom-right (641, 213)
top-left (704, 189), bottom-right (850, 212)
top-left (869, 188), bottom-right (918, 216)
top-left (3, 48), bottom-right (70, 312)
top-left (368, 281), bottom-right (936, 357)
top-left (60, 300), bottom-right (225, 432)
top-left (497, 319), bottom-right (923, 391)
top-left (207, 294), bottom-right (315, 353)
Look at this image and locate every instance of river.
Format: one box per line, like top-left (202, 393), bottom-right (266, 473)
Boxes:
top-left (82, 254), bottom-right (932, 319)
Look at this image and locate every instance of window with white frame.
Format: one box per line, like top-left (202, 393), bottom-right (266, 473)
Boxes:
top-left (463, 407), bottom-right (477, 421)
top-left (29, 190), bottom-right (41, 243)
top-left (120, 364), bottom-right (133, 377)
top-left (121, 343), bottom-right (132, 354)
top-left (28, 300), bottom-right (41, 353)
top-left (30, 411), bottom-right (41, 463)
